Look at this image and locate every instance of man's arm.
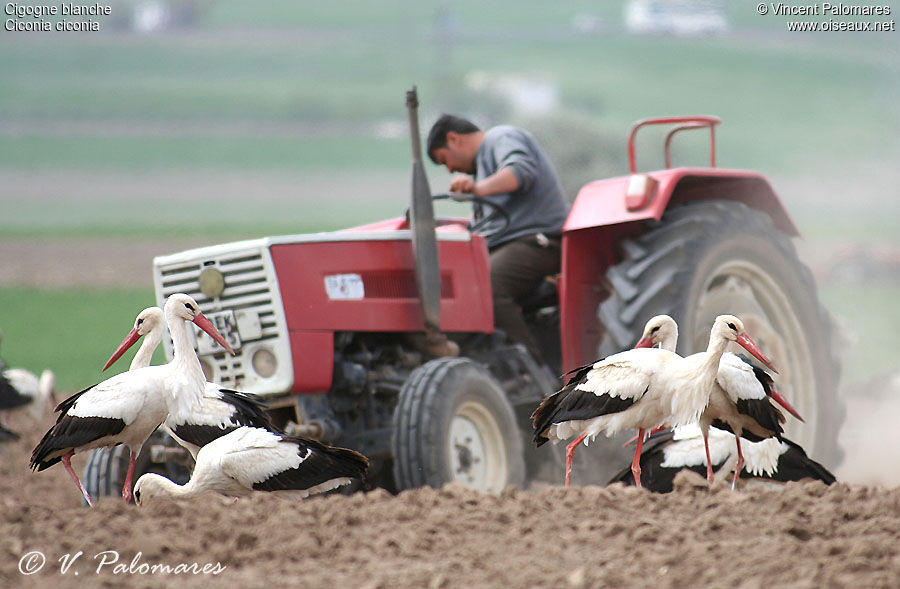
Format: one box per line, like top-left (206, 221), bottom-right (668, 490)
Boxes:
top-left (450, 166), bottom-right (519, 196)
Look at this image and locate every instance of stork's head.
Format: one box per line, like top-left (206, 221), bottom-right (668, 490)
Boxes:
top-left (133, 473), bottom-right (166, 507)
top-left (165, 293), bottom-right (236, 356)
top-left (634, 315), bottom-right (678, 352)
top-left (712, 315), bottom-right (778, 373)
top-left (134, 306), bottom-right (165, 337)
top-left (102, 306), bottom-right (165, 371)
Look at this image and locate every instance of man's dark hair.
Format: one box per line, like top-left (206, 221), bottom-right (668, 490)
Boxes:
top-left (426, 114), bottom-right (481, 163)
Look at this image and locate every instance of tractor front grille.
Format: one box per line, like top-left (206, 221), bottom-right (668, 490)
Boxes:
top-left (153, 243), bottom-right (291, 395)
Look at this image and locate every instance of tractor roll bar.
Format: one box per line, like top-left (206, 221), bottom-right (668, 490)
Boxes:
top-left (627, 115), bottom-right (722, 173)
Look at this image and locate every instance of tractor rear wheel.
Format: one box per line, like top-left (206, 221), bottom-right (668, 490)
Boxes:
top-left (392, 357), bottom-right (526, 492)
top-left (597, 200), bottom-right (843, 468)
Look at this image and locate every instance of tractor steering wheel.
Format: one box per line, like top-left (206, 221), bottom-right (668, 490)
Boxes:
top-left (431, 192), bottom-right (512, 235)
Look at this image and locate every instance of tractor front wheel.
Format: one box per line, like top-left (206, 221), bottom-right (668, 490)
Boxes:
top-left (392, 357), bottom-right (526, 492)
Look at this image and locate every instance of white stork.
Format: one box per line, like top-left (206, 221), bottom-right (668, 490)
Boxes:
top-left (635, 315), bottom-right (803, 487)
top-left (103, 306), bottom-right (274, 458)
top-left (133, 426), bottom-right (369, 504)
top-left (532, 315), bottom-right (776, 489)
top-left (30, 294), bottom-right (235, 506)
top-left (608, 424), bottom-right (835, 492)
top-left (1, 367), bottom-right (56, 433)
top-left (0, 329), bottom-right (56, 432)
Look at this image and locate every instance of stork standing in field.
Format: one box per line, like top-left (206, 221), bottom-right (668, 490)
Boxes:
top-left (30, 294), bottom-right (235, 506)
top-left (608, 424), bottom-right (835, 492)
top-left (532, 315), bottom-right (776, 488)
top-left (103, 306), bottom-right (274, 457)
top-left (634, 315), bottom-right (803, 487)
top-left (133, 426), bottom-right (369, 505)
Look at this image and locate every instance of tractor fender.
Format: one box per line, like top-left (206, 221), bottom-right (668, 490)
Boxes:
top-left (563, 168), bottom-right (800, 238)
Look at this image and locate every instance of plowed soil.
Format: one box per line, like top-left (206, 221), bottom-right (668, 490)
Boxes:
top-left (2, 416), bottom-right (899, 589)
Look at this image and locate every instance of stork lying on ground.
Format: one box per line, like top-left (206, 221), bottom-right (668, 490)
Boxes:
top-left (133, 426), bottom-right (368, 504)
top-left (104, 306), bottom-right (274, 458)
top-left (608, 424), bottom-right (835, 492)
top-left (635, 315), bottom-right (803, 487)
top-left (532, 315), bottom-right (777, 488)
top-left (30, 294), bottom-right (235, 506)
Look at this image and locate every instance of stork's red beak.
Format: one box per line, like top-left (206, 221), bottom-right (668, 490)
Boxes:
top-left (103, 328), bottom-right (142, 371)
top-left (193, 313), bottom-right (236, 356)
top-left (769, 387), bottom-right (804, 422)
top-left (735, 333), bottom-right (778, 374)
top-left (634, 335), bottom-right (654, 349)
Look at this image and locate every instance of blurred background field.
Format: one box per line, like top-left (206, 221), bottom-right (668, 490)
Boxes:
top-left (1, 0), bottom-right (898, 478)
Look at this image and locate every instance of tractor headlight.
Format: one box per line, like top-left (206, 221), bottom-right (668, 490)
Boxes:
top-left (199, 267), bottom-right (225, 299)
top-left (252, 347), bottom-right (277, 378)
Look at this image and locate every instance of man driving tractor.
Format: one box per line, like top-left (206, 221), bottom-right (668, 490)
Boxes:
top-left (427, 114), bottom-right (570, 370)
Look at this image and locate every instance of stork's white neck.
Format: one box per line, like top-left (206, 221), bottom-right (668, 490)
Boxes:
top-left (668, 331), bottom-right (730, 426)
top-left (702, 332), bottom-right (731, 373)
top-left (130, 326), bottom-right (164, 370)
top-left (659, 331), bottom-right (677, 353)
top-left (165, 309), bottom-right (206, 397)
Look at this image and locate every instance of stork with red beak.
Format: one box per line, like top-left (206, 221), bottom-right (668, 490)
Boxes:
top-left (635, 315), bottom-right (803, 487)
top-left (532, 315), bottom-right (777, 489)
top-left (30, 294), bottom-right (235, 506)
top-left (103, 305), bottom-right (274, 458)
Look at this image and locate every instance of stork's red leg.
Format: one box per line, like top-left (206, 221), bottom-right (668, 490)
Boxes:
top-left (703, 434), bottom-right (715, 484)
top-left (732, 437), bottom-right (745, 490)
top-left (623, 427), bottom-right (661, 448)
top-left (121, 450), bottom-right (137, 504)
top-left (631, 428), bottom-right (645, 488)
top-left (565, 434), bottom-right (587, 487)
top-left (61, 450), bottom-right (95, 507)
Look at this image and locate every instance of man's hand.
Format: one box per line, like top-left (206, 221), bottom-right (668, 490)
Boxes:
top-left (449, 175), bottom-right (476, 194)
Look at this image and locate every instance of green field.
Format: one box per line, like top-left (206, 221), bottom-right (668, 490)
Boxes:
top-left (0, 288), bottom-right (163, 391)
top-left (1, 1), bottom-right (897, 392)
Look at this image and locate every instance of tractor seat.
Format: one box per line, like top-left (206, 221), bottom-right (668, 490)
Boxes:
top-left (520, 277), bottom-right (559, 313)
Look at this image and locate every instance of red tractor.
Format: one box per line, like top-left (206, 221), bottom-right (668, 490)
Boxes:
top-left (84, 94), bottom-right (841, 497)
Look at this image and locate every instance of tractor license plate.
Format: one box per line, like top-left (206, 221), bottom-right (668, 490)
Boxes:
top-left (195, 309), bottom-right (242, 355)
